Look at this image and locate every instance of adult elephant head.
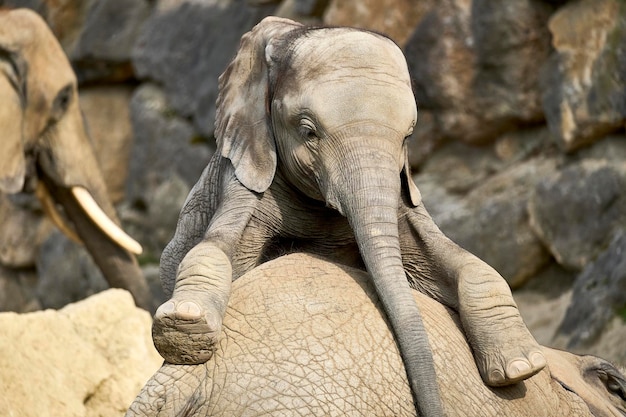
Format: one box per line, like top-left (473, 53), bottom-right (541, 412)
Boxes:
top-left (0, 8), bottom-right (154, 312)
top-left (129, 253), bottom-right (626, 417)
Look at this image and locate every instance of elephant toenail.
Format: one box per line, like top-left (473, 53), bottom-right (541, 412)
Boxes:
top-left (529, 352), bottom-right (547, 368)
top-left (155, 301), bottom-right (175, 317)
top-left (489, 369), bottom-right (505, 384)
top-left (507, 360), bottom-right (531, 378)
top-left (176, 301), bottom-right (202, 320)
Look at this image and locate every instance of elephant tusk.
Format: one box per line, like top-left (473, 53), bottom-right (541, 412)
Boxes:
top-left (71, 186), bottom-right (143, 255)
top-left (36, 182), bottom-right (83, 244)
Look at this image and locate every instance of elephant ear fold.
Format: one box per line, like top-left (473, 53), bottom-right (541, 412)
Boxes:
top-left (0, 56), bottom-right (26, 194)
top-left (402, 146), bottom-right (421, 207)
top-left (215, 16), bottom-right (301, 193)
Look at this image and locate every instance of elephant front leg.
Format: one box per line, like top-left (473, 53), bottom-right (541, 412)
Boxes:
top-left (152, 241), bottom-right (233, 364)
top-left (153, 180), bottom-right (259, 365)
top-left (400, 205), bottom-right (546, 386)
top-left (454, 256), bottom-right (546, 386)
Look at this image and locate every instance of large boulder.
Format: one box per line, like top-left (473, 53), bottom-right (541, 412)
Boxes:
top-left (131, 0), bottom-right (277, 137)
top-left (541, 0), bottom-right (626, 151)
top-left (556, 231), bottom-right (626, 349)
top-left (323, 0), bottom-right (435, 47)
top-left (69, 0), bottom-right (152, 82)
top-left (528, 157), bottom-right (626, 270)
top-left (405, 0), bottom-right (553, 145)
top-left (36, 230), bottom-right (108, 310)
top-left (0, 289), bottom-right (162, 417)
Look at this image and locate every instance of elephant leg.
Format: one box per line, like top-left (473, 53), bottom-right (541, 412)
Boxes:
top-left (399, 203), bottom-right (546, 386)
top-left (152, 171), bottom-right (260, 365)
top-left (159, 158), bottom-right (222, 297)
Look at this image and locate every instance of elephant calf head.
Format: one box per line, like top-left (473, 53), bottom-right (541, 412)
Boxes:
top-left (0, 8), bottom-right (154, 311)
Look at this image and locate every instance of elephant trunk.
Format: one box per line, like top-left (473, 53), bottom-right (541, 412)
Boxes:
top-left (328, 142), bottom-right (444, 416)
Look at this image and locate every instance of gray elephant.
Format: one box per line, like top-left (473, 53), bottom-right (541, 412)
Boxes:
top-left (152, 16), bottom-right (545, 415)
top-left (0, 8), bottom-right (154, 312)
top-left (129, 253), bottom-right (626, 417)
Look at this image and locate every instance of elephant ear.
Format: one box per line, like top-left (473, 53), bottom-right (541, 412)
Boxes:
top-left (0, 49), bottom-right (26, 194)
top-left (215, 16), bottom-right (301, 193)
top-left (402, 145), bottom-right (421, 207)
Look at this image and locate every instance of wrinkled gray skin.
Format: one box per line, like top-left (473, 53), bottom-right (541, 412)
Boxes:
top-left (152, 16), bottom-right (545, 415)
top-left (0, 9), bottom-right (155, 313)
top-left (129, 253), bottom-right (626, 417)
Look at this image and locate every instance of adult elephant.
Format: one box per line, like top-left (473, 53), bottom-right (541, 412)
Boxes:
top-left (0, 8), bottom-right (154, 312)
top-left (128, 253), bottom-right (626, 417)
top-left (153, 16), bottom-right (543, 416)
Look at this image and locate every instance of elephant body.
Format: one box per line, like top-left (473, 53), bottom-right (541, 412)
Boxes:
top-left (152, 16), bottom-right (548, 415)
top-left (129, 253), bottom-right (626, 417)
top-left (0, 9), bottom-right (155, 312)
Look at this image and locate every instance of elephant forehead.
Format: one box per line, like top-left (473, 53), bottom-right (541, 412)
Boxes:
top-left (0, 9), bottom-right (44, 47)
top-left (289, 29), bottom-right (412, 84)
top-left (278, 30), bottom-right (416, 129)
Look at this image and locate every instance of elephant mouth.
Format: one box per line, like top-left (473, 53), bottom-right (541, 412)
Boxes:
top-left (36, 179), bottom-right (142, 255)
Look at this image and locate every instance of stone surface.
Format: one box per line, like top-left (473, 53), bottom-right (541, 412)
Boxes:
top-left (126, 83), bottom-right (212, 208)
top-left (528, 159), bottom-right (626, 270)
top-left (556, 231), bottom-right (626, 349)
top-left (124, 83), bottom-right (207, 262)
top-left (0, 265), bottom-right (40, 313)
top-left (405, 0), bottom-right (553, 144)
top-left (36, 230), bottom-right (108, 310)
top-left (324, 0), bottom-right (435, 47)
top-left (132, 0), bottom-right (277, 137)
top-left (0, 194), bottom-right (51, 269)
top-left (470, 0), bottom-right (553, 126)
top-left (70, 0), bottom-right (152, 82)
top-left (0, 289), bottom-right (162, 417)
top-left (405, 0), bottom-right (476, 138)
top-left (541, 0), bottom-right (626, 150)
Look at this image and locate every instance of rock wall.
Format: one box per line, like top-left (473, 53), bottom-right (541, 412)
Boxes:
top-left (0, 0), bottom-right (624, 361)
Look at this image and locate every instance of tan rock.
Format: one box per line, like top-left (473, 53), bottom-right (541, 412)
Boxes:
top-left (0, 289), bottom-right (161, 417)
top-left (323, 0), bottom-right (435, 47)
top-left (542, 0), bottom-right (626, 150)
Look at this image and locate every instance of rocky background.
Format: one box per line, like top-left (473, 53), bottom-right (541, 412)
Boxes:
top-left (0, 0), bottom-right (625, 403)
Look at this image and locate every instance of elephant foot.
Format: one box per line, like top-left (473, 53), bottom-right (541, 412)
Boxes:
top-left (465, 307), bottom-right (547, 386)
top-left (152, 298), bottom-right (222, 364)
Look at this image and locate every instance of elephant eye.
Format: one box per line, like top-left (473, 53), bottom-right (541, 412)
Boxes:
top-left (51, 84), bottom-right (73, 121)
top-left (299, 118), bottom-right (318, 141)
top-left (596, 364), bottom-right (626, 402)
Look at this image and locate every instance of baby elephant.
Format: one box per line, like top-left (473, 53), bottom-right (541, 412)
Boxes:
top-left (130, 253), bottom-right (626, 417)
top-left (153, 16), bottom-right (545, 416)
